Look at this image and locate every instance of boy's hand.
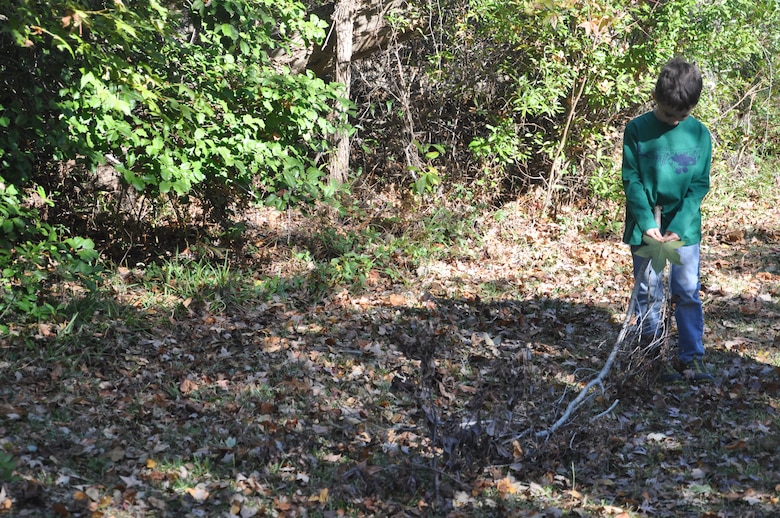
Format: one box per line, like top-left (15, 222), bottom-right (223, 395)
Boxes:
top-left (645, 228), bottom-right (665, 241)
top-left (644, 229), bottom-right (681, 243)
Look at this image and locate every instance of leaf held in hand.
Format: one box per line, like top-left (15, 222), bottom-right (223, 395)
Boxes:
top-left (634, 236), bottom-right (685, 273)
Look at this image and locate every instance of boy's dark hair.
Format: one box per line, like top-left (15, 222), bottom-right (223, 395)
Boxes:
top-left (654, 57), bottom-right (703, 111)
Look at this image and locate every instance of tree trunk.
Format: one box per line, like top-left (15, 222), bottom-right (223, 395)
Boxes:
top-left (270, 0), bottom-right (427, 183)
top-left (328, 0), bottom-right (356, 184)
top-left (269, 0), bottom-right (424, 78)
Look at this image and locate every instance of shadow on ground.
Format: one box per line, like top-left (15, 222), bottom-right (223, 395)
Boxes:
top-left (3, 277), bottom-right (778, 516)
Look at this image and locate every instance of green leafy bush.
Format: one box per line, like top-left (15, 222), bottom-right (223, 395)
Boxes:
top-left (1, 0), bottom-right (352, 212)
top-left (0, 179), bottom-right (100, 329)
top-left (0, 0), bottom-right (353, 323)
top-left (352, 0), bottom-right (780, 209)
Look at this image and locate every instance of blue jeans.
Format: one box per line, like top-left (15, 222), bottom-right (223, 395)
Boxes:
top-left (631, 243), bottom-right (704, 363)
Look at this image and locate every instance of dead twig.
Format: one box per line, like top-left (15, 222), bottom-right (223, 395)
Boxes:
top-left (531, 261), bottom-right (648, 439)
top-left (527, 208), bottom-right (665, 440)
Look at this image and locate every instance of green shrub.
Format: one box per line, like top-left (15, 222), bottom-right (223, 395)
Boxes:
top-left (0, 0), bottom-right (353, 324)
top-left (0, 179), bottom-right (100, 330)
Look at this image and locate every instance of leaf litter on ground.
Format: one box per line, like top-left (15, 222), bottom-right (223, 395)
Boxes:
top-left (1, 195), bottom-right (779, 517)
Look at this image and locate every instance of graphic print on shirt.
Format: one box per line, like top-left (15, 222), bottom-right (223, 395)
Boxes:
top-left (637, 143), bottom-right (699, 175)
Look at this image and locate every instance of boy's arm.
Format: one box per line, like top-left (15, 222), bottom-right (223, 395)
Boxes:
top-left (666, 131), bottom-right (712, 238)
top-left (622, 125), bottom-right (658, 235)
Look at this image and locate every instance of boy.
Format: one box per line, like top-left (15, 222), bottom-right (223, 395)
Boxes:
top-left (621, 57), bottom-right (713, 383)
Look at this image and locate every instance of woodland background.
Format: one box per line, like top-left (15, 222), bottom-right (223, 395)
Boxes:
top-left (1, 0), bottom-right (780, 516)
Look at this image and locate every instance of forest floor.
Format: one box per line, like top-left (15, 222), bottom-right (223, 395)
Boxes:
top-left (1, 184), bottom-right (780, 517)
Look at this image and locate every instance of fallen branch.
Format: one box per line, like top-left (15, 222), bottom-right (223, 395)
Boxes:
top-left (526, 208), bottom-right (666, 440)
top-left (532, 264), bottom-right (646, 439)
top-left (591, 398), bottom-right (620, 422)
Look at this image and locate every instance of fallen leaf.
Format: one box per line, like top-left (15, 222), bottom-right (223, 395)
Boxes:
top-left (495, 477), bottom-right (517, 495)
top-left (180, 378), bottom-right (198, 394)
top-left (187, 485), bottom-right (209, 502)
top-left (724, 439), bottom-right (747, 451)
top-left (309, 487), bottom-right (329, 503)
top-left (50, 362), bottom-right (64, 381)
top-left (274, 497), bottom-right (292, 511)
top-left (240, 505), bottom-right (260, 517)
top-left (85, 486), bottom-right (101, 501)
top-left (119, 475), bottom-right (141, 487)
top-left (512, 440), bottom-right (523, 459)
top-left (388, 293), bottom-right (406, 306)
top-left (0, 487), bottom-right (11, 510)
top-left (107, 447), bottom-right (125, 462)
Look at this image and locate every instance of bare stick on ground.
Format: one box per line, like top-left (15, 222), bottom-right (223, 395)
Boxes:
top-left (530, 207), bottom-right (669, 440)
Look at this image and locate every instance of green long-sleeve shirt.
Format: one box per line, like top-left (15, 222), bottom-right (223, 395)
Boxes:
top-left (621, 111), bottom-right (711, 245)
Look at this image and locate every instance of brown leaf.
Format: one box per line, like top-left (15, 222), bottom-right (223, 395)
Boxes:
top-left (387, 293), bottom-right (406, 306)
top-left (0, 487), bottom-right (12, 511)
top-left (495, 477), bottom-right (517, 495)
top-left (186, 485), bottom-right (209, 502)
top-left (180, 378), bottom-right (198, 394)
top-left (273, 497), bottom-right (292, 511)
top-left (724, 439), bottom-right (747, 451)
top-left (263, 336), bottom-right (284, 352)
top-left (50, 362), bottom-right (64, 381)
top-left (723, 229), bottom-right (745, 243)
top-left (511, 440), bottom-right (524, 459)
top-left (38, 322), bottom-right (54, 338)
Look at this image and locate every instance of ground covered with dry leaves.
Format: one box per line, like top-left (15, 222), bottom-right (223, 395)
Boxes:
top-left (1, 190), bottom-right (779, 517)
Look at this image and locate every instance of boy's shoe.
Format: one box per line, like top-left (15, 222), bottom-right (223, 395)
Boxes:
top-left (679, 358), bottom-right (714, 382)
top-left (658, 361), bottom-right (684, 384)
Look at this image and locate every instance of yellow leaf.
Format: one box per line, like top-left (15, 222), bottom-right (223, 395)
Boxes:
top-left (146, 458), bottom-right (157, 469)
top-left (495, 477), bottom-right (517, 495)
top-left (512, 440), bottom-right (523, 459)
